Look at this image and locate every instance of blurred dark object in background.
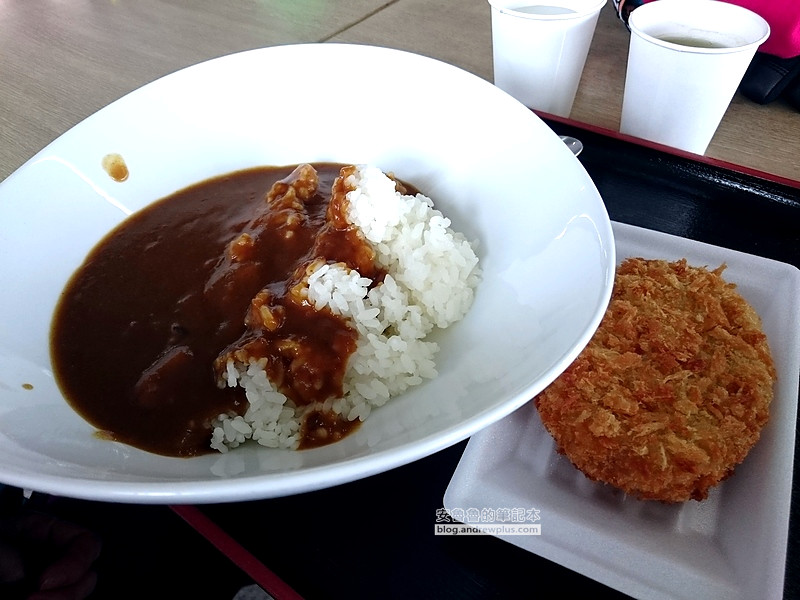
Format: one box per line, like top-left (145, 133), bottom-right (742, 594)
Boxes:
top-left (739, 53), bottom-right (800, 107)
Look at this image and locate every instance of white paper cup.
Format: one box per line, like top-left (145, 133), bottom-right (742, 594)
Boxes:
top-left (488, 0), bottom-right (607, 117)
top-left (620, 0), bottom-right (769, 155)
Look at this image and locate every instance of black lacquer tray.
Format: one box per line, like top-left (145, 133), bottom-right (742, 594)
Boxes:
top-left (547, 118), bottom-right (800, 268)
top-left (24, 121), bottom-right (799, 600)
top-left (179, 120), bottom-right (799, 600)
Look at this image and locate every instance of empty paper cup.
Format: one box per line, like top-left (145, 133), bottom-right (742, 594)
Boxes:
top-left (620, 0), bottom-right (770, 154)
top-left (488, 0), bottom-right (607, 117)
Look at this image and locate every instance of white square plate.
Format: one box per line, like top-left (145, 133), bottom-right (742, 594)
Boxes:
top-left (444, 221), bottom-right (799, 600)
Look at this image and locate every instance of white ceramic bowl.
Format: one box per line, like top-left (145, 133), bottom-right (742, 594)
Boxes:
top-left (0, 44), bottom-right (614, 503)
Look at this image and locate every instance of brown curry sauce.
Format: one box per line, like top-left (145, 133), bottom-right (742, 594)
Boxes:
top-left (51, 163), bottom-right (387, 456)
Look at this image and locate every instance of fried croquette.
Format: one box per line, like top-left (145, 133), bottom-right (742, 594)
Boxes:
top-left (534, 257), bottom-right (776, 502)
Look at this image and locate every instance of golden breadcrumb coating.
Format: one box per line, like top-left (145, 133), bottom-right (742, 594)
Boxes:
top-left (535, 258), bottom-right (776, 502)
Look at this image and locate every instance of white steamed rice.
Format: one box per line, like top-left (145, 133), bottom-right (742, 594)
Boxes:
top-left (210, 165), bottom-right (480, 452)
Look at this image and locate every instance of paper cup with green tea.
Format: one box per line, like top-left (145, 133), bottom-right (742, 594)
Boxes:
top-left (620, 0), bottom-right (769, 154)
